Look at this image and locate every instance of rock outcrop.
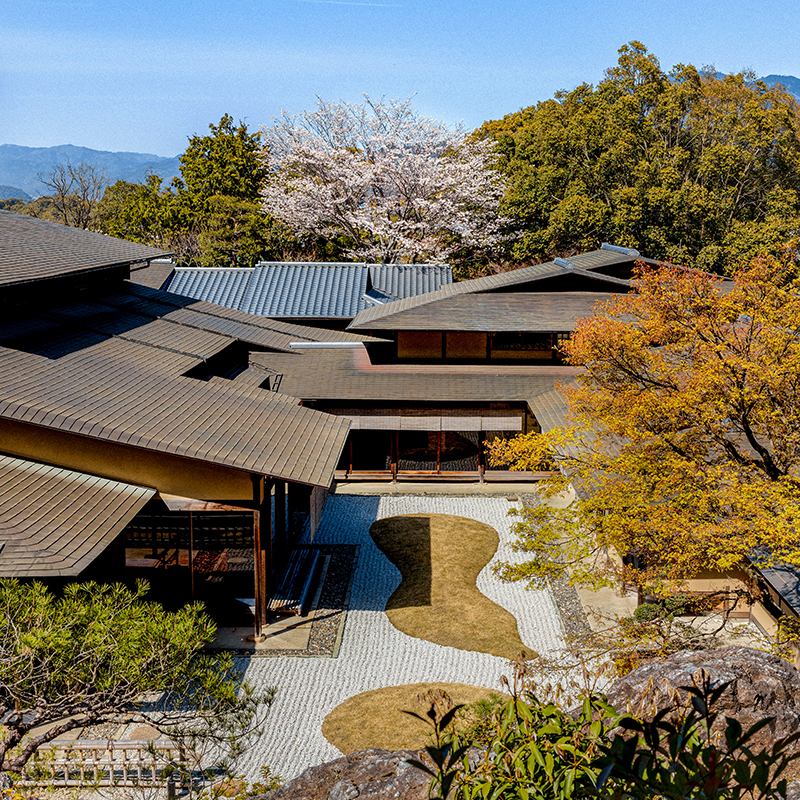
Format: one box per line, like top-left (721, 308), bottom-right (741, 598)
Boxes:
top-left (606, 646), bottom-right (800, 751)
top-left (257, 749), bottom-right (431, 800)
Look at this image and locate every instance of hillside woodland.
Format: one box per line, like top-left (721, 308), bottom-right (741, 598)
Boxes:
top-left (3, 43), bottom-right (798, 276)
top-left (479, 42), bottom-right (800, 274)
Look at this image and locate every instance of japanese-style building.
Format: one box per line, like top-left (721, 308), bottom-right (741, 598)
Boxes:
top-left (1, 220), bottom-right (652, 625)
top-left (127, 249), bottom-right (665, 481)
top-left (0, 211), bottom-right (369, 639)
top-left (8, 217), bottom-right (783, 636)
top-left (244, 245), bottom-right (671, 480)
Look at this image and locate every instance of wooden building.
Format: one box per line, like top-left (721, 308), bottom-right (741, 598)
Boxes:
top-left (5, 218), bottom-right (791, 634)
top-left (240, 245), bottom-right (679, 481)
top-left (346, 246), bottom-right (658, 362)
top-left (0, 211), bottom-right (366, 638)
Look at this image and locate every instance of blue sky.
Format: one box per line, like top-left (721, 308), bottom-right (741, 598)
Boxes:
top-left (2, 0), bottom-right (798, 156)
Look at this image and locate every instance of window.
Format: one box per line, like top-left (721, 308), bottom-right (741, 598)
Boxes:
top-left (490, 332), bottom-right (552, 351)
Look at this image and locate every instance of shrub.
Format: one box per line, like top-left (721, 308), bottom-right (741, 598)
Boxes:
top-left (412, 672), bottom-right (800, 799)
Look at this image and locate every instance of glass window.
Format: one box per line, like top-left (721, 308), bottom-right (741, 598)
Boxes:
top-left (490, 332), bottom-right (553, 351)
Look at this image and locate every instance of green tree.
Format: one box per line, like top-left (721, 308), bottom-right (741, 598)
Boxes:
top-left (481, 42), bottom-right (800, 272)
top-left (0, 579), bottom-right (273, 781)
top-left (96, 173), bottom-right (200, 261)
top-left (174, 114), bottom-right (286, 267)
top-left (198, 195), bottom-right (293, 268)
top-left (97, 115), bottom-right (294, 267)
top-left (177, 114), bottom-right (267, 203)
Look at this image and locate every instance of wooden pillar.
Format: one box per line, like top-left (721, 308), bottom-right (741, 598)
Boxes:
top-left (309, 485), bottom-right (327, 543)
top-left (287, 481), bottom-right (302, 538)
top-left (287, 482), bottom-right (295, 537)
top-left (275, 481), bottom-right (286, 560)
top-left (478, 431), bottom-right (486, 484)
top-left (189, 511), bottom-right (195, 601)
top-left (252, 475), bottom-right (272, 640)
top-left (391, 431), bottom-right (398, 482)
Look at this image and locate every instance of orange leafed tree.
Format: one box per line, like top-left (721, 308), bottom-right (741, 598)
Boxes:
top-left (488, 249), bottom-right (800, 589)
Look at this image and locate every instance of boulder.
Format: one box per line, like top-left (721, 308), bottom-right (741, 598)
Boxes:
top-left (606, 646), bottom-right (800, 751)
top-left (257, 749), bottom-right (431, 800)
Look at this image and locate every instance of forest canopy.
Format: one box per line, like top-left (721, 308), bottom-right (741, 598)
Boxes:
top-left (5, 43), bottom-right (799, 275)
top-left (479, 42), bottom-right (800, 273)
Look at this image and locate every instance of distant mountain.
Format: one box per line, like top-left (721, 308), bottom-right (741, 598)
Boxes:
top-left (713, 72), bottom-right (800, 101)
top-left (760, 74), bottom-right (800, 100)
top-left (0, 184), bottom-right (31, 201)
top-left (0, 144), bottom-right (181, 198)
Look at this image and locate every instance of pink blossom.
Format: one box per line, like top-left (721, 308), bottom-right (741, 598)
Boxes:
top-left (260, 96), bottom-right (511, 263)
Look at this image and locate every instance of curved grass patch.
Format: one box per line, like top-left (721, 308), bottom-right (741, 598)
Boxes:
top-left (370, 513), bottom-right (529, 659)
top-left (322, 682), bottom-right (508, 753)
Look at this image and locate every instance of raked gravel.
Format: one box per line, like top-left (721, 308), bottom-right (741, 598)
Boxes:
top-left (237, 494), bottom-right (568, 782)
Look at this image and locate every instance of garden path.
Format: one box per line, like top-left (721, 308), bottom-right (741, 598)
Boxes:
top-left (238, 495), bottom-right (567, 781)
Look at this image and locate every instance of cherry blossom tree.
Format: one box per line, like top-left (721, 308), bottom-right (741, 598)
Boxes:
top-left (260, 96), bottom-right (511, 263)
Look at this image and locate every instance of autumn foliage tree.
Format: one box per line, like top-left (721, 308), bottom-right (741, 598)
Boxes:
top-left (488, 249), bottom-right (800, 589)
top-left (260, 96), bottom-right (512, 266)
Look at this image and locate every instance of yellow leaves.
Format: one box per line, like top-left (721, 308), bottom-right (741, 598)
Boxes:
top-left (487, 431), bottom-right (557, 472)
top-left (497, 251), bottom-right (800, 586)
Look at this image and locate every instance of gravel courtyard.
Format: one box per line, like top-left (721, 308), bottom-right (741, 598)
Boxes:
top-left (237, 494), bottom-right (568, 782)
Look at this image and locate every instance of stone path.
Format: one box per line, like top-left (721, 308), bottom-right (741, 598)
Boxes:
top-left (238, 495), bottom-right (568, 782)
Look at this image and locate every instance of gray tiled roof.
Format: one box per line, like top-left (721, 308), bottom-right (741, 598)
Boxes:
top-left (367, 263), bottom-right (453, 299)
top-left (0, 454), bottom-right (155, 577)
top-left (164, 262), bottom-right (453, 319)
top-left (0, 210), bottom-right (172, 286)
top-left (757, 561), bottom-right (800, 615)
top-left (128, 259), bottom-right (177, 289)
top-left (528, 388), bottom-right (573, 433)
top-left (347, 250), bottom-right (738, 333)
top-left (169, 267), bottom-right (254, 308)
top-left (242, 264), bottom-right (369, 317)
top-left (122, 281), bottom-right (381, 346)
top-left (248, 345), bottom-right (579, 414)
top-left (352, 292), bottom-right (620, 332)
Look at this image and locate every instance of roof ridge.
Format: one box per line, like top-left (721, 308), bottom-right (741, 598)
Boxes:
top-left (347, 250), bottom-right (639, 330)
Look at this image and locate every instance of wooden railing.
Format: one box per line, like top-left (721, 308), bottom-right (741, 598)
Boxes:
top-left (19, 740), bottom-right (188, 789)
top-left (335, 468), bottom-right (555, 482)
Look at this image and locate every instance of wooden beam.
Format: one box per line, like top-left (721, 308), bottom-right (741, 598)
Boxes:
top-left (159, 493), bottom-right (251, 512)
top-left (251, 475), bottom-right (272, 641)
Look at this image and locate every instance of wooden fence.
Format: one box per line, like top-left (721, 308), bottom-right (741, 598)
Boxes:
top-left (18, 740), bottom-right (188, 790)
